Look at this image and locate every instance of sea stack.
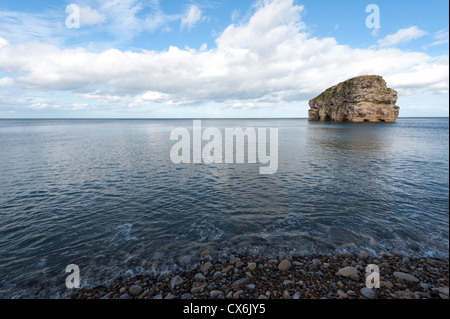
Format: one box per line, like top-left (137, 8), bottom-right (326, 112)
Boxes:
top-left (308, 75), bottom-right (400, 122)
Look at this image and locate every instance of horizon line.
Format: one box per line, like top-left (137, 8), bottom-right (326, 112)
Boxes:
top-left (0, 116), bottom-right (448, 120)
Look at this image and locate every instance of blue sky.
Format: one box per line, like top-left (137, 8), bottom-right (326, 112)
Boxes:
top-left (0, 0), bottom-right (448, 118)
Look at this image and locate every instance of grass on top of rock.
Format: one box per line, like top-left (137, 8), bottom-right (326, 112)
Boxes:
top-left (311, 75), bottom-right (385, 102)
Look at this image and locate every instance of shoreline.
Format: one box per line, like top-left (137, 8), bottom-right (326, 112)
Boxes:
top-left (69, 251), bottom-right (449, 300)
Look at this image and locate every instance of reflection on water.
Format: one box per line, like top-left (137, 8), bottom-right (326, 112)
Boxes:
top-left (0, 118), bottom-right (448, 298)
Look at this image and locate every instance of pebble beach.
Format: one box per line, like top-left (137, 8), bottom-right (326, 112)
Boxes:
top-left (69, 251), bottom-right (449, 300)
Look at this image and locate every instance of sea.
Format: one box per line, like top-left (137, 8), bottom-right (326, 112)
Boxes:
top-left (0, 118), bottom-right (448, 298)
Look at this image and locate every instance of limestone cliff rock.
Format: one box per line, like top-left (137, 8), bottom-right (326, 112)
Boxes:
top-left (308, 75), bottom-right (400, 122)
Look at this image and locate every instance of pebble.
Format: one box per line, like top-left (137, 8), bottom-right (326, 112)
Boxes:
top-left (191, 284), bottom-right (207, 294)
top-left (129, 285), bottom-right (143, 296)
top-left (247, 263), bottom-right (257, 271)
top-left (69, 252), bottom-right (448, 300)
top-left (222, 265), bottom-right (234, 274)
top-left (232, 278), bottom-right (250, 289)
top-left (235, 262), bottom-right (245, 269)
top-left (278, 260), bottom-right (292, 272)
top-left (360, 287), bottom-right (377, 299)
top-left (210, 290), bottom-right (224, 298)
top-left (438, 287), bottom-right (449, 296)
top-left (194, 273), bottom-right (206, 282)
top-left (359, 251), bottom-right (369, 259)
top-left (337, 290), bottom-right (348, 299)
top-left (233, 290), bottom-right (244, 299)
top-left (393, 272), bottom-right (419, 283)
top-left (418, 292), bottom-right (431, 299)
top-left (395, 289), bottom-right (416, 299)
top-left (380, 281), bottom-right (393, 289)
top-left (282, 290), bottom-right (291, 299)
top-left (138, 289), bottom-right (149, 299)
top-left (312, 258), bottom-right (322, 267)
top-left (171, 275), bottom-right (184, 290)
top-left (245, 284), bottom-right (255, 292)
top-left (338, 266), bottom-right (358, 277)
top-left (201, 262), bottom-right (212, 272)
top-left (346, 290), bottom-right (356, 296)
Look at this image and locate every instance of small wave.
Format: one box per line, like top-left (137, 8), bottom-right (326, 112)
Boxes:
top-left (106, 223), bottom-right (138, 246)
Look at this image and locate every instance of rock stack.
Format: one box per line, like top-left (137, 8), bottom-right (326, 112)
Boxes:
top-left (308, 75), bottom-right (399, 122)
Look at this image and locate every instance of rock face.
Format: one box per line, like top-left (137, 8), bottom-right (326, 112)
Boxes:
top-left (308, 75), bottom-right (399, 122)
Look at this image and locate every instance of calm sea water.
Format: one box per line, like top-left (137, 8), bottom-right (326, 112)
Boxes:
top-left (0, 118), bottom-right (448, 298)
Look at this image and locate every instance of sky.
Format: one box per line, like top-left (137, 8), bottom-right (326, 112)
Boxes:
top-left (0, 0), bottom-right (448, 118)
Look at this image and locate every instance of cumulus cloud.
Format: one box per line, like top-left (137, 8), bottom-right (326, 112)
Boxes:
top-left (0, 0), bottom-right (448, 113)
top-left (378, 26), bottom-right (428, 48)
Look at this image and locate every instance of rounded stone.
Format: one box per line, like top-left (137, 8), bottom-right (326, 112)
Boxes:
top-left (278, 260), bottom-right (292, 272)
top-left (171, 275), bottom-right (184, 290)
top-left (129, 285), bottom-right (143, 296)
top-left (247, 263), bottom-right (257, 271)
top-left (194, 273), bottom-right (206, 282)
top-left (393, 272), bottom-right (419, 283)
top-left (337, 290), bottom-right (348, 299)
top-left (360, 287), bottom-right (377, 299)
top-left (338, 266), bottom-right (358, 277)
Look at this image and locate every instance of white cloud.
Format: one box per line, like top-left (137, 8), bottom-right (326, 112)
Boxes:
top-left (141, 90), bottom-right (170, 101)
top-left (81, 92), bottom-right (123, 103)
top-left (378, 26), bottom-right (428, 48)
top-left (0, 0), bottom-right (448, 115)
top-left (430, 29), bottom-right (449, 47)
top-left (79, 6), bottom-right (105, 26)
top-left (0, 10), bottom-right (62, 45)
top-left (71, 103), bottom-right (88, 111)
top-left (181, 5), bottom-right (203, 30)
top-left (0, 77), bottom-right (13, 88)
top-left (0, 37), bottom-right (8, 47)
